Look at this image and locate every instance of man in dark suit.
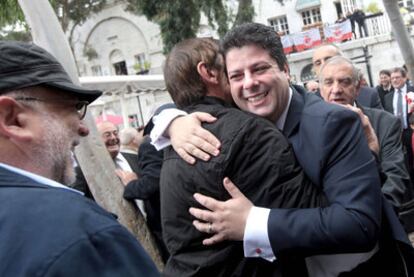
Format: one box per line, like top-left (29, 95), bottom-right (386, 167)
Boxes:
top-left (152, 24), bottom-right (413, 275)
top-left (119, 126), bottom-right (144, 171)
top-left (0, 41), bottom-right (158, 276)
top-left (312, 43), bottom-right (383, 109)
top-left (376, 69), bottom-right (392, 106)
top-left (116, 106), bottom-right (176, 264)
top-left (383, 67), bottom-right (414, 184)
top-left (318, 56), bottom-right (414, 239)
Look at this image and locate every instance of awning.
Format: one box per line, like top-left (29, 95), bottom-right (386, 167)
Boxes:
top-left (295, 0), bottom-right (321, 11)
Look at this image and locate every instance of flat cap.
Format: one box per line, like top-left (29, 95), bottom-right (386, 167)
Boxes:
top-left (0, 41), bottom-right (102, 103)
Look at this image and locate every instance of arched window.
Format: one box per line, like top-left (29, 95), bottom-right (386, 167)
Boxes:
top-left (300, 63), bottom-right (316, 82)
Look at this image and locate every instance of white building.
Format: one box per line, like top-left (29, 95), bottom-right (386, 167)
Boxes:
top-left (70, 0), bottom-right (414, 126)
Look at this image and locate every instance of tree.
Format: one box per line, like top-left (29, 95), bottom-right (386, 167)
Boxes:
top-left (0, 0), bottom-right (106, 39)
top-left (16, 0), bottom-right (164, 270)
top-left (383, 0), bottom-right (414, 81)
top-left (125, 0), bottom-right (254, 53)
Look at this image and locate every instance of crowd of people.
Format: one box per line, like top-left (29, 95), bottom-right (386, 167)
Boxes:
top-left (0, 22), bottom-right (414, 277)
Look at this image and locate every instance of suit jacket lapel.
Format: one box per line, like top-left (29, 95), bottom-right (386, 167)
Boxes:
top-left (283, 86), bottom-right (305, 139)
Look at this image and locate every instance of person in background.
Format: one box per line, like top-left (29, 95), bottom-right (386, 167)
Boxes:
top-left (116, 104), bottom-right (175, 264)
top-left (383, 67), bottom-right (414, 185)
top-left (353, 8), bottom-right (368, 38)
top-left (119, 126), bottom-right (144, 170)
top-left (318, 55), bottom-right (414, 241)
top-left (305, 80), bottom-right (319, 93)
top-left (0, 40), bottom-right (158, 276)
top-left (376, 69), bottom-right (392, 106)
top-left (312, 43), bottom-right (383, 109)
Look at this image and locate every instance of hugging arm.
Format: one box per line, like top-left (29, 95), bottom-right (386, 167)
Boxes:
top-left (151, 109), bottom-right (221, 164)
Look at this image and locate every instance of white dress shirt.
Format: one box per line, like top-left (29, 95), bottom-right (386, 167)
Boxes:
top-left (392, 84), bottom-right (408, 129)
top-left (115, 153), bottom-right (147, 219)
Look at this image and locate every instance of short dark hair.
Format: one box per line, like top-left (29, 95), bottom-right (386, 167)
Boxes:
top-left (221, 23), bottom-right (287, 72)
top-left (391, 67), bottom-right (407, 78)
top-left (163, 38), bottom-right (222, 108)
top-left (379, 69), bottom-right (391, 77)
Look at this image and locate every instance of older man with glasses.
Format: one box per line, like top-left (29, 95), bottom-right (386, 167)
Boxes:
top-left (0, 41), bottom-right (159, 276)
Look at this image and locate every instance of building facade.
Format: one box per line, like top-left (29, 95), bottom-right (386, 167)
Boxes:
top-left (71, 0), bottom-right (414, 126)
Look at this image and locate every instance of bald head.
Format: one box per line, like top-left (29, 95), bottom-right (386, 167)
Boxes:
top-left (97, 121), bottom-right (120, 159)
top-left (312, 44), bottom-right (343, 77)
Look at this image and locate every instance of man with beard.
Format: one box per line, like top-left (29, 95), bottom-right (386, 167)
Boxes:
top-left (0, 41), bottom-right (158, 276)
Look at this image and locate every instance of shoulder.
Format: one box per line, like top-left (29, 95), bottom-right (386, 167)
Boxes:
top-left (305, 95), bottom-right (359, 124)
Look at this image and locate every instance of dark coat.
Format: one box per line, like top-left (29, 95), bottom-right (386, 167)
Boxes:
top-left (268, 86), bottom-right (413, 276)
top-left (376, 85), bottom-right (392, 107)
top-left (0, 165), bottom-right (159, 277)
top-left (123, 137), bottom-right (169, 262)
top-left (360, 105), bottom-right (413, 208)
top-left (71, 152), bottom-right (140, 199)
top-left (161, 96), bottom-right (326, 277)
top-left (121, 151), bottom-right (139, 173)
top-left (357, 86), bottom-right (383, 109)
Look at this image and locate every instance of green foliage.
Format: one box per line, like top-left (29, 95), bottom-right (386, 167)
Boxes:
top-left (0, 0), bottom-right (107, 39)
top-left (366, 2), bottom-right (381, 14)
top-left (0, 29), bottom-right (31, 41)
top-left (126, 0), bottom-right (254, 54)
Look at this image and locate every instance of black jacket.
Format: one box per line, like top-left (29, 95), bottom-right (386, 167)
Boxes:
top-left (160, 97), bottom-right (326, 277)
top-left (123, 137), bottom-right (169, 262)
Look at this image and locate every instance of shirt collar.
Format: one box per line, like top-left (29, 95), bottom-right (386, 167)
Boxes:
top-left (114, 153), bottom-right (132, 171)
top-left (276, 87), bottom-right (293, 130)
top-left (0, 162), bottom-right (83, 195)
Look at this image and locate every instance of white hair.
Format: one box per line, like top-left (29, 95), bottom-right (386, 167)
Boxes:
top-left (119, 127), bottom-right (138, 146)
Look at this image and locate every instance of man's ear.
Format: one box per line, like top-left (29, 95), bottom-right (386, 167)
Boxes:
top-left (283, 63), bottom-right (291, 79)
top-left (0, 97), bottom-right (33, 141)
top-left (197, 61), bottom-right (219, 85)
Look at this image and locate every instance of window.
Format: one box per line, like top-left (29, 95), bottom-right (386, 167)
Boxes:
top-left (91, 65), bottom-right (102, 76)
top-left (134, 53), bottom-right (147, 73)
top-left (301, 8), bottom-right (322, 26)
top-left (269, 16), bottom-right (290, 35)
top-left (399, 0), bottom-right (414, 8)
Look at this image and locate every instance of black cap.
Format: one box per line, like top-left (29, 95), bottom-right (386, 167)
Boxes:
top-left (143, 103), bottom-right (176, 136)
top-left (0, 41), bottom-right (102, 103)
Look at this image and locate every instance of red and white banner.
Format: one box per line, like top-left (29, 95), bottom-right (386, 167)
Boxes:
top-left (324, 19), bottom-right (353, 43)
top-left (291, 28), bottom-right (322, 52)
top-left (281, 35), bottom-right (294, 54)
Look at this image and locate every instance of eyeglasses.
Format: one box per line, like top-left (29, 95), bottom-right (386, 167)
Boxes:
top-left (14, 97), bottom-right (89, 119)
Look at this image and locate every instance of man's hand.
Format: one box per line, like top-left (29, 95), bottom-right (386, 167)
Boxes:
top-left (115, 169), bottom-right (138, 186)
top-left (409, 232), bottom-right (414, 247)
top-left (189, 177), bottom-right (253, 245)
top-left (345, 105), bottom-right (379, 155)
top-left (168, 112), bottom-right (221, 164)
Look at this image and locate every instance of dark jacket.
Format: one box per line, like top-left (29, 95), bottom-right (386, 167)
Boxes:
top-left (161, 96), bottom-right (326, 277)
top-left (357, 86), bottom-right (383, 109)
top-left (376, 85), bottom-right (392, 107)
top-left (360, 105), bottom-right (413, 208)
top-left (123, 137), bottom-right (169, 262)
top-left (268, 86), bottom-right (413, 276)
top-left (0, 165), bottom-right (159, 277)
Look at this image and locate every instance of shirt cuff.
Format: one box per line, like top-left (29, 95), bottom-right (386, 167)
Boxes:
top-left (150, 108), bottom-right (188, 150)
top-left (243, 206), bottom-right (276, 262)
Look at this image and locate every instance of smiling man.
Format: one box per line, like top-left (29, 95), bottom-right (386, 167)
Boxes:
top-left (151, 23), bottom-right (413, 275)
top-left (0, 41), bottom-right (158, 276)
